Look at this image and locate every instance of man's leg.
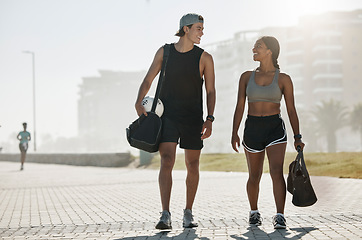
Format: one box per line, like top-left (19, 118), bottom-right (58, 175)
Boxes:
top-left (158, 142), bottom-right (177, 212)
top-left (183, 149), bottom-right (201, 228)
top-left (184, 149), bottom-right (201, 210)
top-left (155, 142), bottom-right (177, 230)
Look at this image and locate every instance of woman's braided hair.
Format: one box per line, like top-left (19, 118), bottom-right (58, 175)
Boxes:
top-left (260, 36), bottom-right (280, 69)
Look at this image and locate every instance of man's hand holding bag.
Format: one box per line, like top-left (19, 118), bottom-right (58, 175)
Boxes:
top-left (126, 112), bottom-right (162, 153)
top-left (126, 44), bottom-right (170, 153)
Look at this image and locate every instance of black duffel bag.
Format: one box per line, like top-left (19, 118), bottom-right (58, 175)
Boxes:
top-left (287, 147), bottom-right (317, 207)
top-left (126, 44), bottom-right (170, 153)
top-left (126, 112), bottom-right (162, 153)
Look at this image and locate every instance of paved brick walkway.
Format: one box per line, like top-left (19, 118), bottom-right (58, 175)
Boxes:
top-left (0, 161), bottom-right (361, 239)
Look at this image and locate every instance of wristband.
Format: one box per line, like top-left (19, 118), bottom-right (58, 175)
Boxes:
top-left (206, 115), bottom-right (215, 122)
top-left (294, 134), bottom-right (302, 139)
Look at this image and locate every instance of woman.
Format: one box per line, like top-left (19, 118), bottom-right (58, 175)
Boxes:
top-left (231, 36), bottom-right (305, 229)
top-left (17, 122), bottom-right (31, 171)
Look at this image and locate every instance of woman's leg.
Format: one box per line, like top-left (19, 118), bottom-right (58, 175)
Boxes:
top-left (266, 143), bottom-right (287, 214)
top-left (244, 150), bottom-right (265, 210)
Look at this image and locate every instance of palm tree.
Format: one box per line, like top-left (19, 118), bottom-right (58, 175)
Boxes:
top-left (298, 109), bottom-right (321, 152)
top-left (311, 99), bottom-right (348, 152)
top-left (349, 103), bottom-right (362, 147)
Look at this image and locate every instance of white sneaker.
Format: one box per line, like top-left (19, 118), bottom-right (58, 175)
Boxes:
top-left (155, 210), bottom-right (172, 230)
top-left (183, 209), bottom-right (198, 228)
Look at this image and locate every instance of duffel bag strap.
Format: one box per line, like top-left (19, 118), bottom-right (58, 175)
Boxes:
top-left (151, 44), bottom-right (170, 113)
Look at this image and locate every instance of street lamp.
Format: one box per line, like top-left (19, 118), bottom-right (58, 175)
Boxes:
top-left (22, 51), bottom-right (37, 152)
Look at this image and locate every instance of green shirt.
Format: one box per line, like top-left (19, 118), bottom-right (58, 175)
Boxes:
top-left (18, 131), bottom-right (31, 144)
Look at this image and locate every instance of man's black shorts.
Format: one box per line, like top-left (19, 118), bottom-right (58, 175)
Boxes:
top-left (160, 117), bottom-right (203, 150)
top-left (242, 114), bottom-right (287, 153)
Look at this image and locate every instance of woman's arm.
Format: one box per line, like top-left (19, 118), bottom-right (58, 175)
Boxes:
top-left (281, 73), bottom-right (305, 151)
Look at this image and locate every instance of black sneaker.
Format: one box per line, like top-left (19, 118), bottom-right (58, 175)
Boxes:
top-left (155, 210), bottom-right (172, 230)
top-left (249, 211), bottom-right (262, 226)
top-left (273, 214), bottom-right (286, 229)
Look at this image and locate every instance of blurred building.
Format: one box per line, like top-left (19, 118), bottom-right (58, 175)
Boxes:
top-left (283, 10), bottom-right (362, 109)
top-left (77, 10), bottom-right (362, 153)
top-left (78, 70), bottom-right (146, 152)
top-left (203, 9), bottom-right (362, 152)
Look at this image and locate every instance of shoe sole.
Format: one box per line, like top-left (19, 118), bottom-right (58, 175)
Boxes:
top-left (249, 223), bottom-right (262, 226)
top-left (274, 224), bottom-right (286, 229)
top-left (183, 223), bottom-right (198, 228)
top-left (155, 222), bottom-right (172, 230)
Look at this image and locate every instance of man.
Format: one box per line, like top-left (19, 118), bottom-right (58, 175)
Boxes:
top-left (135, 13), bottom-right (216, 230)
top-left (17, 122), bottom-right (31, 170)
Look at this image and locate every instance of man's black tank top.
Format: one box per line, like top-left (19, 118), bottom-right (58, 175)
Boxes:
top-left (160, 43), bottom-right (204, 125)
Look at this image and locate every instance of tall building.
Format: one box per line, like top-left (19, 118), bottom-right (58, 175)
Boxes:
top-left (77, 10), bottom-right (362, 153)
top-left (78, 70), bottom-right (146, 152)
top-left (203, 9), bottom-right (362, 152)
top-left (282, 10), bottom-right (362, 109)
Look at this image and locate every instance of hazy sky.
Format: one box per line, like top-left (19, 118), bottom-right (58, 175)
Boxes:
top-left (1, 0), bottom-right (362, 151)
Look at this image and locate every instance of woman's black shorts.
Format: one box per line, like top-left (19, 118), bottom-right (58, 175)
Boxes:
top-left (242, 114), bottom-right (287, 153)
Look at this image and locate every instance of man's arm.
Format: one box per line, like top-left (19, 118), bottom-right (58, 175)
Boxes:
top-left (135, 47), bottom-right (164, 116)
top-left (231, 71), bottom-right (249, 152)
top-left (201, 51), bottom-right (216, 140)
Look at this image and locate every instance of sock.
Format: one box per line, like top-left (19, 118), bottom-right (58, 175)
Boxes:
top-left (250, 210), bottom-right (259, 214)
top-left (276, 213), bottom-right (284, 217)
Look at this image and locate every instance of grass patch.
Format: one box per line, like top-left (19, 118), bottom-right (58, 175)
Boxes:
top-left (145, 152), bottom-right (362, 179)
top-left (295, 152), bottom-right (362, 179)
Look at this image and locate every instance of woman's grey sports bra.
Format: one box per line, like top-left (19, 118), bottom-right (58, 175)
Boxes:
top-left (246, 69), bottom-right (282, 104)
